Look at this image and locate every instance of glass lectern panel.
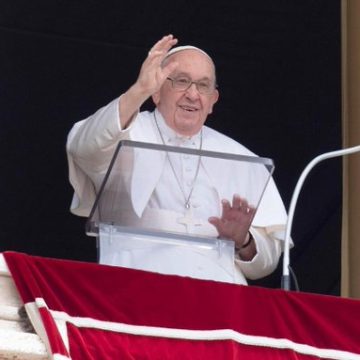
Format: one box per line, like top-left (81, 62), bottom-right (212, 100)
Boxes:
top-left (86, 140), bottom-right (274, 239)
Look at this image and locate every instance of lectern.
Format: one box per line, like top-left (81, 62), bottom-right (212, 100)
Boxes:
top-left (86, 140), bottom-right (274, 283)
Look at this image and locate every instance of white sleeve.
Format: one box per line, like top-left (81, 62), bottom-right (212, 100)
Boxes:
top-left (66, 96), bottom-right (129, 216)
top-left (234, 226), bottom-right (282, 280)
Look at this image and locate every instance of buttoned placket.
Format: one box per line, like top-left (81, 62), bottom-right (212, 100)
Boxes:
top-left (166, 136), bottom-right (203, 231)
top-left (167, 137), bottom-right (201, 198)
top-left (153, 111), bottom-right (208, 233)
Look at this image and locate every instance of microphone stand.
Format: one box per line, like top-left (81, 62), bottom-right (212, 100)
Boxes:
top-left (281, 145), bottom-right (360, 291)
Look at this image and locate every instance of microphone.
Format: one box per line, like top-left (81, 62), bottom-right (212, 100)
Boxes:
top-left (281, 144), bottom-right (360, 291)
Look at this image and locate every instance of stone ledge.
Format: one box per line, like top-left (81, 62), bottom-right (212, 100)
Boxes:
top-left (0, 255), bottom-right (48, 359)
top-left (0, 329), bottom-right (47, 360)
top-left (0, 305), bottom-right (21, 322)
top-left (0, 318), bottom-right (24, 332)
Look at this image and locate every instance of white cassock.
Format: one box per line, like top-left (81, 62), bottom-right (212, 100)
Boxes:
top-left (67, 97), bottom-right (288, 284)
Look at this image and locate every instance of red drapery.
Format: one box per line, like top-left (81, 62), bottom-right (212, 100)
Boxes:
top-left (4, 251), bottom-right (360, 360)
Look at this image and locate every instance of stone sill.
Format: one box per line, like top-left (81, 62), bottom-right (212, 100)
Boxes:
top-left (0, 254), bottom-right (48, 359)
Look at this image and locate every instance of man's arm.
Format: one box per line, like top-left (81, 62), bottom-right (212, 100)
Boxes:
top-left (208, 194), bottom-right (257, 260)
top-left (67, 35), bottom-right (179, 167)
top-left (208, 194), bottom-right (283, 278)
top-left (235, 227), bottom-right (282, 280)
top-left (119, 35), bottom-right (179, 129)
top-left (66, 35), bottom-right (179, 215)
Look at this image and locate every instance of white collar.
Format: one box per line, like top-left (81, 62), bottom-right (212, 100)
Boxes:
top-left (153, 109), bottom-right (202, 147)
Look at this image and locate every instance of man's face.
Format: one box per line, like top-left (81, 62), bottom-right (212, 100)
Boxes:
top-left (152, 50), bottom-right (219, 136)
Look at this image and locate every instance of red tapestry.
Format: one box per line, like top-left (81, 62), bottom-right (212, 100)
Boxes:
top-left (4, 251), bottom-right (360, 360)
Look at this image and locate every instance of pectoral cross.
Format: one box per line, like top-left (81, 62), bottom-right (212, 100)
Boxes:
top-left (177, 206), bottom-right (202, 233)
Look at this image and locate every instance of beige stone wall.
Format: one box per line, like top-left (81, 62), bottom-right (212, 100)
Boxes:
top-left (341, 0), bottom-right (360, 298)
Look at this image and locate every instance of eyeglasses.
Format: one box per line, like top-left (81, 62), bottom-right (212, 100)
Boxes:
top-left (166, 77), bottom-right (217, 95)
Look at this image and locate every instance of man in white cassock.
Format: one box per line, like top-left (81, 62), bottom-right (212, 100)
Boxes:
top-left (67, 35), bottom-right (288, 285)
